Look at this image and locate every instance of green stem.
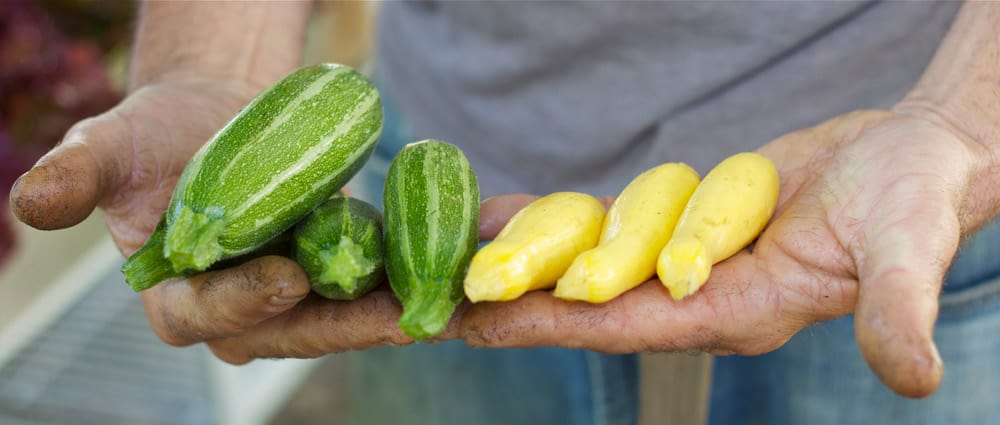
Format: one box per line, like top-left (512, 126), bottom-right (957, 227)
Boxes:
top-left (317, 236), bottom-right (375, 289)
top-left (397, 280), bottom-right (460, 340)
top-left (164, 206), bottom-right (226, 272)
top-left (121, 224), bottom-right (187, 292)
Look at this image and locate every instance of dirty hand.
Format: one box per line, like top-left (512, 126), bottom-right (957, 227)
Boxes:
top-left (12, 0), bottom-right (423, 363)
top-left (9, 76), bottom-right (413, 363)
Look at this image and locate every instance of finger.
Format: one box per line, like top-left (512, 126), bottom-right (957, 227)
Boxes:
top-left (206, 288), bottom-right (415, 364)
top-left (598, 195), bottom-right (616, 209)
top-left (479, 193), bottom-right (539, 240)
top-left (853, 204), bottom-right (958, 398)
top-left (141, 255), bottom-right (311, 347)
top-left (10, 114), bottom-right (129, 230)
top-left (460, 252), bottom-right (801, 356)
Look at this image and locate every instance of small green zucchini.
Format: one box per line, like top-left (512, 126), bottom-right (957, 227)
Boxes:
top-left (293, 196), bottom-right (385, 300)
top-left (162, 63), bottom-right (383, 272)
top-left (383, 139), bottom-right (480, 340)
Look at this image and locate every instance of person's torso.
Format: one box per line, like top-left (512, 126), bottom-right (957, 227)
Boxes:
top-left (374, 1), bottom-right (959, 197)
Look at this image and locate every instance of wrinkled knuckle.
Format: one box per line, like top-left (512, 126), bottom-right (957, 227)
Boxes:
top-left (708, 340), bottom-right (746, 356)
top-left (212, 307), bottom-right (253, 337)
top-left (207, 341), bottom-right (253, 365)
top-left (459, 323), bottom-right (487, 347)
top-left (381, 330), bottom-right (413, 347)
top-left (277, 339), bottom-right (324, 359)
top-left (462, 324), bottom-right (506, 347)
top-left (157, 333), bottom-right (191, 348)
top-left (639, 335), bottom-right (681, 353)
top-left (463, 332), bottom-right (489, 348)
top-left (153, 326), bottom-right (193, 348)
top-left (63, 117), bottom-right (102, 142)
top-left (732, 334), bottom-right (790, 356)
top-left (704, 347), bottom-right (735, 356)
top-left (661, 324), bottom-right (722, 354)
top-left (629, 334), bottom-right (664, 354)
top-left (732, 345), bottom-right (763, 356)
top-left (149, 309), bottom-right (198, 347)
top-left (65, 113), bottom-right (128, 148)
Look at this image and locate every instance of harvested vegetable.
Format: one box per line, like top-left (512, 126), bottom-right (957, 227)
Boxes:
top-left (383, 140), bottom-right (480, 340)
top-left (161, 63), bottom-right (383, 273)
top-left (555, 163), bottom-right (700, 303)
top-left (657, 152), bottom-right (779, 300)
top-left (465, 192), bottom-right (605, 302)
top-left (293, 196), bottom-right (385, 300)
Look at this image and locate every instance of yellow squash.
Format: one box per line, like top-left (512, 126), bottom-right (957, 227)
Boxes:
top-left (554, 163), bottom-right (700, 303)
top-left (464, 192), bottom-right (606, 302)
top-left (657, 152), bottom-right (780, 300)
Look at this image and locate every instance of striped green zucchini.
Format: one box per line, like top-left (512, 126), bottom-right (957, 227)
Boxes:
top-left (293, 195), bottom-right (385, 300)
top-left (383, 140), bottom-right (480, 340)
top-left (163, 63), bottom-right (382, 272)
top-left (121, 217), bottom-right (293, 292)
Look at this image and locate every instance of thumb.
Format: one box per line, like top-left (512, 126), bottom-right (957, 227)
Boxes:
top-left (853, 203), bottom-right (959, 398)
top-left (10, 114), bottom-right (129, 230)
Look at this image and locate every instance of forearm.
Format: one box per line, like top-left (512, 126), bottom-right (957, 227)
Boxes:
top-left (896, 2), bottom-right (1000, 232)
top-left (130, 1), bottom-right (312, 92)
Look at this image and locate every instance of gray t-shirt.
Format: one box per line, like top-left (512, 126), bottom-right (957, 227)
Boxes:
top-left (374, 1), bottom-right (960, 198)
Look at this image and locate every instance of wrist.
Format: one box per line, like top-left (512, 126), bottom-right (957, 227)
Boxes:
top-left (891, 98), bottom-right (1000, 234)
top-left (892, 2), bottom-right (1000, 154)
top-left (891, 2), bottom-right (1000, 232)
top-left (129, 1), bottom-right (312, 93)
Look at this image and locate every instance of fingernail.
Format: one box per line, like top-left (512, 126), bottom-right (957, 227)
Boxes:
top-left (270, 295), bottom-right (305, 306)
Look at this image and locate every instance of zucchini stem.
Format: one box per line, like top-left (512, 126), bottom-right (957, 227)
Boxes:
top-left (317, 236), bottom-right (375, 291)
top-left (398, 280), bottom-right (460, 340)
top-left (121, 225), bottom-right (187, 291)
top-left (164, 206), bottom-right (227, 272)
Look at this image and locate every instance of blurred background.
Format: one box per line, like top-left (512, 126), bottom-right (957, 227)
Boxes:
top-left (0, 1), bottom-right (376, 424)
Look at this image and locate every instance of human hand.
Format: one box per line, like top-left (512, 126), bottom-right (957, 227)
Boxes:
top-left (9, 76), bottom-right (414, 363)
top-left (459, 109), bottom-right (999, 398)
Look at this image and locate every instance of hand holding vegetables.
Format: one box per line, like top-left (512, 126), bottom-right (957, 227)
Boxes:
top-left (12, 57), bottom-right (985, 404)
top-left (13, 1), bottom-right (999, 406)
top-left (459, 109), bottom-right (994, 399)
top-left (9, 61), bottom-right (417, 363)
top-left (12, 70), bottom-right (992, 401)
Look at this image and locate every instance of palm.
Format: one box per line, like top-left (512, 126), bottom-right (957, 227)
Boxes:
top-left (93, 80), bottom-right (259, 254)
top-left (460, 110), bottom-right (972, 397)
top-left (738, 111), bottom-right (963, 349)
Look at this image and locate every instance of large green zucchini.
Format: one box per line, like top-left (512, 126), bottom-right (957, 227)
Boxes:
top-left (163, 63), bottom-right (382, 272)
